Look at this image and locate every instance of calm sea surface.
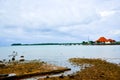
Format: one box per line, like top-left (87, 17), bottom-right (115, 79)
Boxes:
top-left (0, 45), bottom-right (120, 76)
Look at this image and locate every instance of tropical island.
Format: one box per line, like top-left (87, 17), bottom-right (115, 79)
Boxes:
top-left (11, 36), bottom-right (120, 46)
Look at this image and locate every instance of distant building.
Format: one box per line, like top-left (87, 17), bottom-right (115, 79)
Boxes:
top-left (106, 39), bottom-right (116, 44)
top-left (96, 37), bottom-right (116, 44)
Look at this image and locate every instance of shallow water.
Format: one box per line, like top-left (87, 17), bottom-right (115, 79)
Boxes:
top-left (0, 45), bottom-right (120, 79)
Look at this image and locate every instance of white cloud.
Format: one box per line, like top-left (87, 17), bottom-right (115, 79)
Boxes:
top-left (108, 30), bottom-right (120, 35)
top-left (0, 0), bottom-right (120, 45)
top-left (0, 0), bottom-right (98, 27)
top-left (99, 10), bottom-right (116, 17)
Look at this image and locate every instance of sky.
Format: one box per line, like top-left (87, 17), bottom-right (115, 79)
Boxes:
top-left (0, 0), bottom-right (120, 46)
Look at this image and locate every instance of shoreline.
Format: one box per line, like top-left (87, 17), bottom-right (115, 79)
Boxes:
top-left (0, 60), bottom-right (71, 80)
top-left (1, 68), bottom-right (71, 80)
top-left (41, 58), bottom-right (120, 80)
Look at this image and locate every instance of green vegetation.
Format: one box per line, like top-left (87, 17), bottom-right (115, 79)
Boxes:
top-left (11, 43), bottom-right (82, 46)
top-left (11, 41), bottom-right (120, 46)
top-left (41, 58), bottom-right (120, 80)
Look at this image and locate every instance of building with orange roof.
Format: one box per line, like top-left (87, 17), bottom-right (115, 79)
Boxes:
top-left (96, 37), bottom-right (116, 44)
top-left (96, 37), bottom-right (107, 43)
top-left (107, 39), bottom-right (116, 43)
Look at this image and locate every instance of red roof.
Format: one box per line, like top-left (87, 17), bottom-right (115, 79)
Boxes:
top-left (96, 37), bottom-right (107, 42)
top-left (96, 37), bottom-right (116, 42)
top-left (107, 39), bottom-right (115, 42)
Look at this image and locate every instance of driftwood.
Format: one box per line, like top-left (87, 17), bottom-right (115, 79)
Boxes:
top-left (0, 74), bottom-right (8, 77)
top-left (0, 68), bottom-right (71, 80)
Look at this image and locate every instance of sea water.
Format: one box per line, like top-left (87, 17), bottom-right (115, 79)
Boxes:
top-left (0, 45), bottom-right (120, 62)
top-left (0, 45), bottom-right (120, 77)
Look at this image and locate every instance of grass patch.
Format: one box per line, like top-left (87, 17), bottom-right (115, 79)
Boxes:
top-left (0, 60), bottom-right (69, 79)
top-left (41, 58), bottom-right (120, 80)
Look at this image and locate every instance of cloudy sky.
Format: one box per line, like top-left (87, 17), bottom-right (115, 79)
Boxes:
top-left (0, 0), bottom-right (120, 46)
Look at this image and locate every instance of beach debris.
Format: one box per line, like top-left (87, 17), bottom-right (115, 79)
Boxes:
top-left (59, 74), bottom-right (64, 78)
top-left (8, 51), bottom-right (18, 62)
top-left (0, 64), bottom-right (6, 68)
top-left (0, 60), bottom-right (3, 63)
top-left (19, 56), bottom-right (25, 62)
top-left (0, 74), bottom-right (8, 77)
top-left (8, 73), bottom-right (16, 77)
top-left (68, 74), bottom-right (74, 79)
top-left (46, 75), bottom-right (49, 78)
